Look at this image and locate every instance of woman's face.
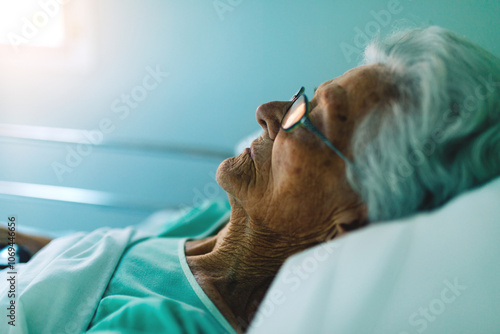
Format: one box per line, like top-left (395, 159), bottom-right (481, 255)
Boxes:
top-left (217, 64), bottom-right (393, 237)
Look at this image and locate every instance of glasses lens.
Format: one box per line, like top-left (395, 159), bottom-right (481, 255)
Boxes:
top-left (282, 94), bottom-right (307, 130)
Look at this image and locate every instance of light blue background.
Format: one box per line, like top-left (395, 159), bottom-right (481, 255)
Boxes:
top-left (0, 0), bottom-right (499, 231)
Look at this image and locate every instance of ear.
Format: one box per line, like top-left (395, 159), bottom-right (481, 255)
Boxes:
top-left (335, 205), bottom-right (369, 238)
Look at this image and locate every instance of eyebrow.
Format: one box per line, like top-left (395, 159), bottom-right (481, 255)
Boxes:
top-left (317, 83), bottom-right (347, 102)
top-left (315, 84), bottom-right (349, 124)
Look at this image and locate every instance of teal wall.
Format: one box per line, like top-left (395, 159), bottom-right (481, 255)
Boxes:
top-left (0, 0), bottom-right (498, 231)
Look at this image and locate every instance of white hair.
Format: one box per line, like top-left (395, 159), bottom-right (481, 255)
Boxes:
top-left (346, 26), bottom-right (500, 222)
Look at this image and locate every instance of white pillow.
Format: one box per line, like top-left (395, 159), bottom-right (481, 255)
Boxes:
top-left (249, 177), bottom-right (500, 334)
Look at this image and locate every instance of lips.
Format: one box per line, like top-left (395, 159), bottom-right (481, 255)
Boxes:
top-left (245, 147), bottom-right (252, 159)
top-left (250, 141), bottom-right (257, 160)
top-left (244, 138), bottom-right (260, 161)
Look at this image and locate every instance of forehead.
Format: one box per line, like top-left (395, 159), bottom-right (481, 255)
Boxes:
top-left (316, 64), bottom-right (389, 93)
top-left (312, 64), bottom-right (394, 113)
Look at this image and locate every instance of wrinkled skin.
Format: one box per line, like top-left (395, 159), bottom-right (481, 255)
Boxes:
top-left (188, 64), bottom-right (397, 332)
top-left (217, 64), bottom-right (394, 237)
top-left (10, 64), bottom-right (396, 333)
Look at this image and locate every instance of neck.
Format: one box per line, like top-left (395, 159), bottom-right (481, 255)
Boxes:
top-left (185, 204), bottom-right (326, 332)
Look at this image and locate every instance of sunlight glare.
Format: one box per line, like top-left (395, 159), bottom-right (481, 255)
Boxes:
top-left (0, 0), bottom-right (65, 48)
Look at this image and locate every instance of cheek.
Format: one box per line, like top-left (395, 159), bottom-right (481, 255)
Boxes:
top-left (272, 139), bottom-right (328, 195)
top-left (272, 130), bottom-right (349, 201)
top-left (272, 139), bottom-right (304, 185)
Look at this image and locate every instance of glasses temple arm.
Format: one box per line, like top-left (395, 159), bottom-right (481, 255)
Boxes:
top-left (302, 119), bottom-right (360, 174)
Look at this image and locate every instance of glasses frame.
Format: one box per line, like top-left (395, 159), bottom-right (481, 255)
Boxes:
top-left (281, 86), bottom-right (358, 172)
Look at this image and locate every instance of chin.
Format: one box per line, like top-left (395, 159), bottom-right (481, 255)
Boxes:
top-left (216, 153), bottom-right (253, 198)
top-left (216, 157), bottom-right (233, 192)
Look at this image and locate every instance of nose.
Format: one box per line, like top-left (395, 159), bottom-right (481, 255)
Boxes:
top-left (256, 101), bottom-right (289, 141)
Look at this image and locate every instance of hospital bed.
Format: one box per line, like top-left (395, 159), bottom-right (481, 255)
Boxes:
top-left (1, 129), bottom-right (499, 333)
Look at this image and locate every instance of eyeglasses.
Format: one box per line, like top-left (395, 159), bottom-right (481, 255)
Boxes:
top-left (281, 87), bottom-right (357, 171)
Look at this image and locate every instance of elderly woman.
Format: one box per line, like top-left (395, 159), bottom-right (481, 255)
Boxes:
top-left (1, 26), bottom-right (499, 333)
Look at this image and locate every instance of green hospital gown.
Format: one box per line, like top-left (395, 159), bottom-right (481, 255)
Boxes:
top-left (87, 200), bottom-right (236, 334)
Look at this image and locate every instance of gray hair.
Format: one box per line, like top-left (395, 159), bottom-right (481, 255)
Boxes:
top-left (346, 26), bottom-right (500, 222)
